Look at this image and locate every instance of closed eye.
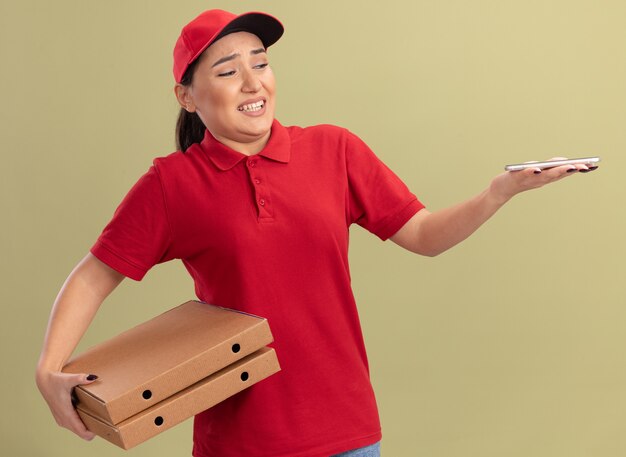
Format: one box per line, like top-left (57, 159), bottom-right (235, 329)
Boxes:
top-left (217, 70), bottom-right (236, 77)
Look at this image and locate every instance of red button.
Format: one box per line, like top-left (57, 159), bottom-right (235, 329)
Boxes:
top-left (259, 198), bottom-right (265, 206)
top-left (248, 160), bottom-right (257, 168)
top-left (254, 178), bottom-right (261, 184)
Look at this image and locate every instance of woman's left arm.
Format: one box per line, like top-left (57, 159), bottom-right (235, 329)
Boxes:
top-left (390, 161), bottom-right (596, 257)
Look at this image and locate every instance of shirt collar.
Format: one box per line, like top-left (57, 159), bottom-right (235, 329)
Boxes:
top-left (200, 119), bottom-right (291, 171)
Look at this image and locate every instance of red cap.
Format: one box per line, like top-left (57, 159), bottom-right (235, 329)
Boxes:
top-left (173, 9), bottom-right (284, 83)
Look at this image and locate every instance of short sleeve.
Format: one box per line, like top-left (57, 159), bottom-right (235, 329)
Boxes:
top-left (90, 165), bottom-right (174, 281)
top-left (345, 131), bottom-right (425, 240)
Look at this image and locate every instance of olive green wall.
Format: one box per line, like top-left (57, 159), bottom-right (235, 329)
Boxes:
top-left (2, 0), bottom-right (624, 456)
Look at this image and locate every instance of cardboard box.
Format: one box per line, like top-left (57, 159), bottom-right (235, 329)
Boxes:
top-left (77, 347), bottom-right (280, 449)
top-left (62, 301), bottom-right (280, 448)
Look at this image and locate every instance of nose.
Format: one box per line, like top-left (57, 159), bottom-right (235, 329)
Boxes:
top-left (241, 68), bottom-right (261, 93)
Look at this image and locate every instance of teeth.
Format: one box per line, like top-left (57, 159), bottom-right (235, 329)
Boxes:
top-left (238, 100), bottom-right (264, 112)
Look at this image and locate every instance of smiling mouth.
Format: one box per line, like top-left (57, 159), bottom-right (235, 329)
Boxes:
top-left (238, 100), bottom-right (265, 112)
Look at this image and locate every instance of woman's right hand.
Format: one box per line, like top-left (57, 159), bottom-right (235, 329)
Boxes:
top-left (36, 254), bottom-right (124, 441)
top-left (36, 369), bottom-right (98, 440)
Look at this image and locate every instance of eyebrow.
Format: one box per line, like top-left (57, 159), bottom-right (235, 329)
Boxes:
top-left (211, 48), bottom-right (267, 68)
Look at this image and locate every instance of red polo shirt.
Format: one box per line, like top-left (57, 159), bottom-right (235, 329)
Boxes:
top-left (91, 120), bottom-right (424, 457)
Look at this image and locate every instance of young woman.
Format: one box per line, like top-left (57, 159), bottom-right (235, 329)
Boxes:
top-left (36, 9), bottom-right (596, 457)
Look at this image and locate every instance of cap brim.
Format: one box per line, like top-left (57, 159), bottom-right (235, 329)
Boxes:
top-left (215, 12), bottom-right (284, 49)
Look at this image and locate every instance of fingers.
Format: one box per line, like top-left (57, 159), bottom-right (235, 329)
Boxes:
top-left (76, 373), bottom-right (99, 385)
top-left (69, 373), bottom-right (98, 407)
top-left (532, 162), bottom-right (599, 178)
top-left (59, 406), bottom-right (96, 441)
top-left (38, 371), bottom-right (99, 441)
top-left (493, 157), bottom-right (598, 200)
top-left (556, 163), bottom-right (598, 175)
top-left (515, 157), bottom-right (600, 175)
top-left (578, 165), bottom-right (599, 173)
top-left (65, 373), bottom-right (99, 440)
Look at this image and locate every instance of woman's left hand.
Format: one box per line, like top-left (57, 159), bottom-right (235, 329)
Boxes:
top-left (489, 158), bottom-right (598, 205)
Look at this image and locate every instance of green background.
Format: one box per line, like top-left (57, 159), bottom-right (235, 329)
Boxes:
top-left (1, 0), bottom-right (624, 456)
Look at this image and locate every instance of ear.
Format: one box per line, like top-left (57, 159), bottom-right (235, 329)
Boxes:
top-left (174, 84), bottom-right (197, 113)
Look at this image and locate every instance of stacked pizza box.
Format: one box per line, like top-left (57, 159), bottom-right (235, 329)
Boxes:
top-left (62, 300), bottom-right (280, 449)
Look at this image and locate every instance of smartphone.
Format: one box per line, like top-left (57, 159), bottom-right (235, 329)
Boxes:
top-left (504, 157), bottom-right (600, 172)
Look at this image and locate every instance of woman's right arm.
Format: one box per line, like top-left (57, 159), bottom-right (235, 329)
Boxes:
top-left (36, 252), bottom-right (125, 440)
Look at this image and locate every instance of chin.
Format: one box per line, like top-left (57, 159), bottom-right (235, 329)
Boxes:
top-left (242, 118), bottom-right (273, 137)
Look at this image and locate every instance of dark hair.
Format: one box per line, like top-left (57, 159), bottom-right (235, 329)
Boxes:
top-left (175, 58), bottom-right (206, 152)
